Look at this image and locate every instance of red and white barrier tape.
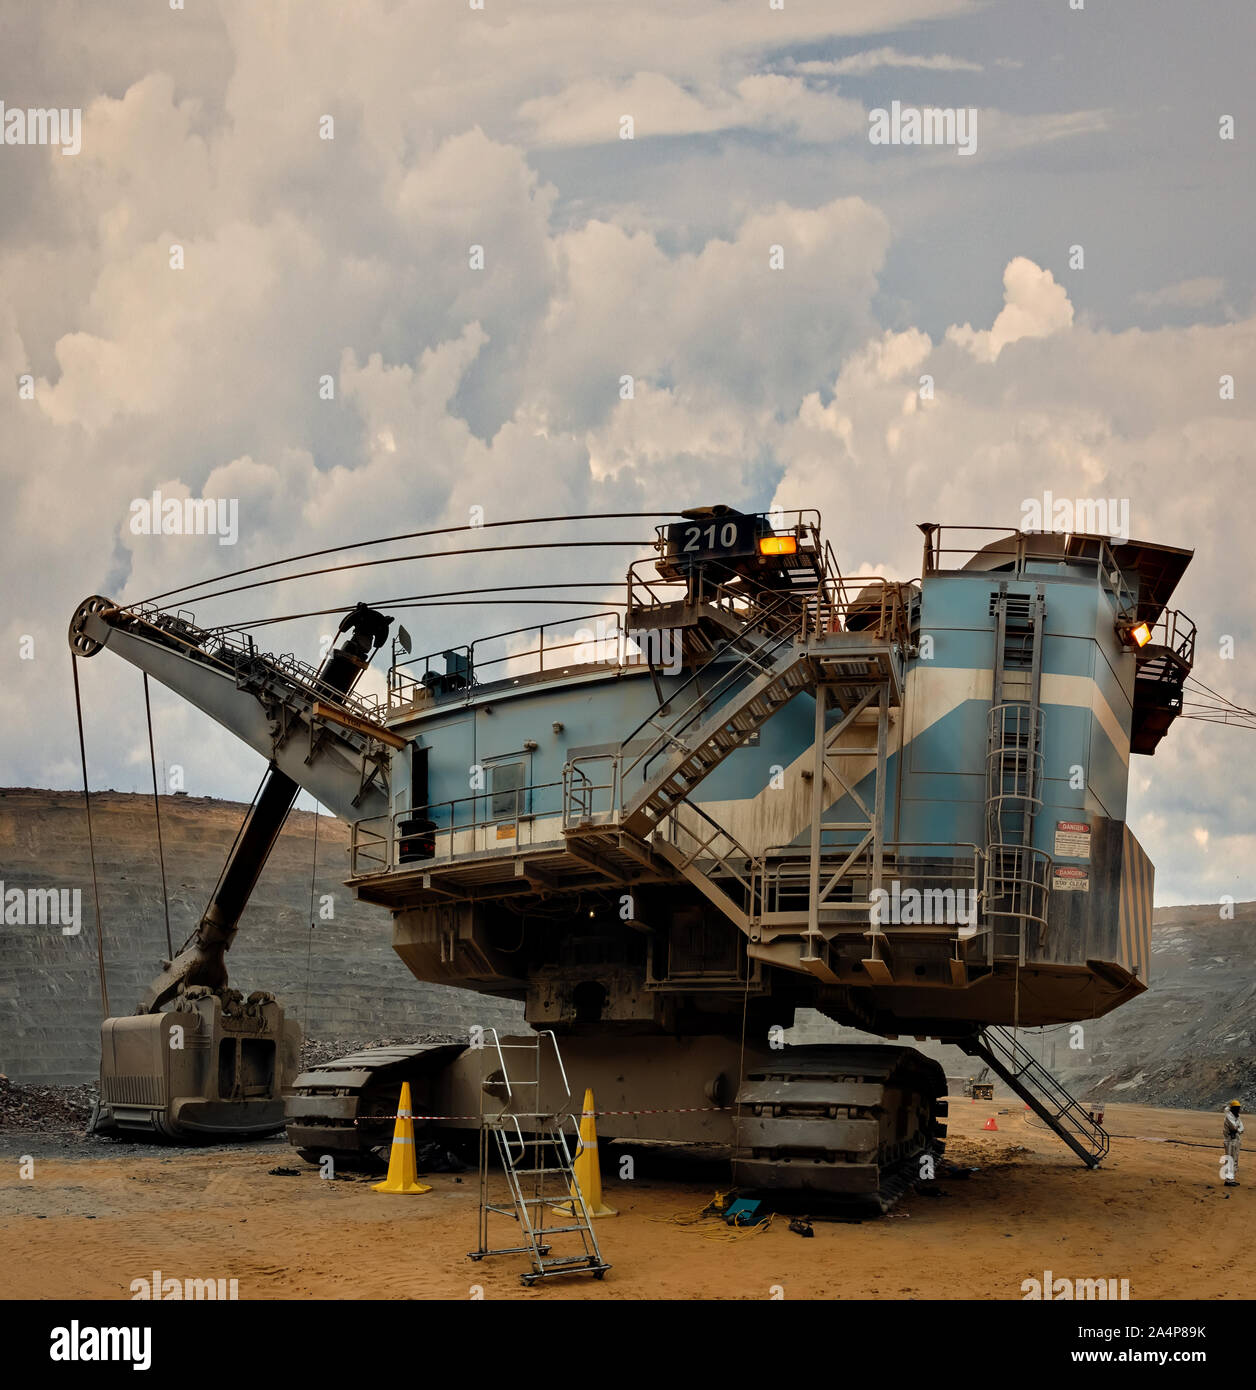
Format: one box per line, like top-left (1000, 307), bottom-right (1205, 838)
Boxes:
top-left (353, 1105), bottom-right (733, 1125)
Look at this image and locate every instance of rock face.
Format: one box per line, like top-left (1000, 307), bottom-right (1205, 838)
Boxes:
top-left (0, 788), bottom-right (523, 1084)
top-left (1052, 905), bottom-right (1256, 1109)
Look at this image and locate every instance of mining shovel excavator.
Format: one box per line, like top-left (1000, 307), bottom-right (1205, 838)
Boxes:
top-left (72, 506), bottom-right (1203, 1207)
top-left (83, 601), bottom-right (395, 1139)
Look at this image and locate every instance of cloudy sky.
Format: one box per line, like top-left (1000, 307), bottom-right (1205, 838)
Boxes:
top-left (1, 0), bottom-right (1252, 904)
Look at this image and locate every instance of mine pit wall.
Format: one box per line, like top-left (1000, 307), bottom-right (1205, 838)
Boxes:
top-left (0, 789), bottom-right (522, 1084)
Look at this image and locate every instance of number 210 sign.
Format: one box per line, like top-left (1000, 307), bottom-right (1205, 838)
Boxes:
top-left (665, 514), bottom-right (759, 563)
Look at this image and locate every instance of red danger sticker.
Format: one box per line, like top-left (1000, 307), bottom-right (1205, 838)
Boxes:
top-left (1054, 821), bottom-right (1092, 859)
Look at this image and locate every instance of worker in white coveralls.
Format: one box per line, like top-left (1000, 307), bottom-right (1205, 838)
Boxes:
top-left (1223, 1100), bottom-right (1243, 1187)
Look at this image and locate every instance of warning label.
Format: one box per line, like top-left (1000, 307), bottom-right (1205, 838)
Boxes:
top-left (1054, 821), bottom-right (1092, 859)
top-left (1052, 866), bottom-right (1090, 892)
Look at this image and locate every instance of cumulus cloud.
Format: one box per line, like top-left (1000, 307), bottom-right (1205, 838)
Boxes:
top-left (522, 197), bottom-right (890, 427)
top-left (0, 0), bottom-right (1252, 909)
top-left (947, 257), bottom-right (1074, 362)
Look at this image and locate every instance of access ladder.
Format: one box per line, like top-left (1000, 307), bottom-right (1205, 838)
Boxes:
top-left (468, 1030), bottom-right (609, 1286)
top-left (959, 1025), bottom-right (1109, 1167)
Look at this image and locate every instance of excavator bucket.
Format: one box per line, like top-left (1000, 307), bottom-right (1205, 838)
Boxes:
top-left (94, 988), bottom-right (300, 1140)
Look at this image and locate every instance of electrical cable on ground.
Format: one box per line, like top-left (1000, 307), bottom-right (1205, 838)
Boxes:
top-left (647, 1198), bottom-right (775, 1241)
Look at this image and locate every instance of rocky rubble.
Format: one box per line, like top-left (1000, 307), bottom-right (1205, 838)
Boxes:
top-left (0, 1074), bottom-right (98, 1132)
top-left (299, 1034), bottom-right (464, 1070)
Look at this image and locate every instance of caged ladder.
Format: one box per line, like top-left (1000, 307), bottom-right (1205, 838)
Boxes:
top-left (467, 1029), bottom-right (609, 1286)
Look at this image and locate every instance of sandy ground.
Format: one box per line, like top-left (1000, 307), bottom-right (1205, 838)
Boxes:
top-left (0, 1099), bottom-right (1248, 1301)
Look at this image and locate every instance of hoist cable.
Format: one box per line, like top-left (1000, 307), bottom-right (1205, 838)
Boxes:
top-left (136, 511), bottom-right (682, 608)
top-left (304, 802), bottom-right (320, 1034)
top-left (221, 595), bottom-right (634, 633)
top-left (153, 539), bottom-right (655, 611)
top-left (142, 673), bottom-right (174, 961)
top-left (71, 654), bottom-right (110, 1019)
top-left (217, 581), bottom-right (634, 633)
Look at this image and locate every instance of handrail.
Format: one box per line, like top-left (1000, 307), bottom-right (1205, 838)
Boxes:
top-left (662, 797), bottom-right (758, 870)
top-left (559, 584), bottom-right (803, 825)
top-left (922, 525), bottom-right (1140, 621)
top-left (659, 799), bottom-right (761, 913)
top-left (487, 1027), bottom-right (513, 1102)
top-left (348, 776), bottom-right (574, 874)
top-left (760, 840), bottom-right (983, 922)
top-left (539, 1029), bottom-right (572, 1105)
top-left (1140, 608), bottom-right (1195, 668)
top-left (114, 602), bottom-right (389, 724)
top-left (562, 756), bottom-right (619, 828)
top-left (764, 837), bottom-right (982, 858)
top-left (620, 587), bottom-right (804, 780)
top-left (564, 548), bottom-right (917, 830)
top-left (980, 1026), bottom-right (1108, 1161)
top-left (389, 609), bottom-right (628, 705)
top-left (500, 1114), bottom-right (526, 1165)
top-left (409, 777), bottom-right (564, 827)
top-left (557, 1112), bottom-right (585, 1161)
top-left (626, 541), bottom-right (822, 626)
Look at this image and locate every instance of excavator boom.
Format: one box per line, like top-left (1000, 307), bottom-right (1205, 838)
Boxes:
top-left (72, 597), bottom-right (395, 1138)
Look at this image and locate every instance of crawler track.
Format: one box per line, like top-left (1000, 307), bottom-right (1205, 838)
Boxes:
top-left (288, 1038), bottom-right (947, 1212)
top-left (285, 1043), bottom-right (466, 1164)
top-left (730, 1046), bottom-right (948, 1211)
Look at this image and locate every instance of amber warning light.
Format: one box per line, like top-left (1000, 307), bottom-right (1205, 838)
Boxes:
top-left (758, 534), bottom-right (798, 557)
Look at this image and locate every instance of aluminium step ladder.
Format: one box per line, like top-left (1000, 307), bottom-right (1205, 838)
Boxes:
top-left (960, 1026), bottom-right (1109, 1167)
top-left (467, 1030), bottom-right (609, 1286)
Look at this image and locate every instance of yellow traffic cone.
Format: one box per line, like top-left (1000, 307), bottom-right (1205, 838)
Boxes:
top-left (560, 1088), bottom-right (616, 1218)
top-left (372, 1082), bottom-right (432, 1194)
